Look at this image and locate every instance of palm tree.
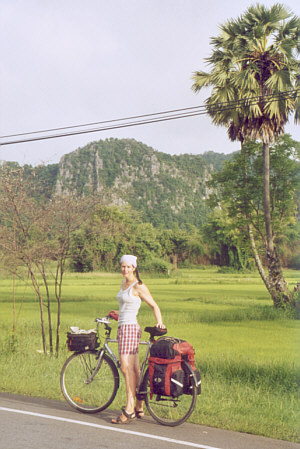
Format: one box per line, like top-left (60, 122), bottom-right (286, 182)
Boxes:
top-left (192, 4), bottom-right (299, 306)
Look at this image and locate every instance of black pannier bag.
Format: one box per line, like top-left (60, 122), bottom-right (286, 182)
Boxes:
top-left (149, 336), bottom-right (201, 396)
top-left (67, 331), bottom-right (99, 352)
top-left (149, 336), bottom-right (183, 359)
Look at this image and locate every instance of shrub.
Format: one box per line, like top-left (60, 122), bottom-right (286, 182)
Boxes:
top-left (288, 255), bottom-right (300, 270)
top-left (139, 257), bottom-right (170, 275)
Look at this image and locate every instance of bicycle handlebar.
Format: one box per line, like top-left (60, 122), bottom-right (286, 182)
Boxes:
top-left (95, 316), bottom-right (168, 340)
top-left (95, 317), bottom-right (111, 324)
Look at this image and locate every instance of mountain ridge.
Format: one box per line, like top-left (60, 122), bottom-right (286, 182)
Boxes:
top-left (55, 138), bottom-right (233, 227)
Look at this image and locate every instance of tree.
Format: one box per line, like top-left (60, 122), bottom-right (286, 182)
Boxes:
top-left (47, 195), bottom-right (94, 354)
top-left (159, 227), bottom-right (187, 269)
top-left (130, 222), bottom-right (162, 261)
top-left (69, 204), bottom-right (164, 271)
top-left (0, 166), bottom-right (93, 354)
top-left (0, 167), bottom-right (49, 352)
top-left (207, 136), bottom-right (299, 300)
top-left (201, 209), bottom-right (251, 269)
top-left (70, 205), bottom-right (133, 272)
top-left (192, 3), bottom-right (299, 306)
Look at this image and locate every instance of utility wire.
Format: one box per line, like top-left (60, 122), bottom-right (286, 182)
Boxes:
top-left (0, 104), bottom-right (207, 139)
top-left (2, 89), bottom-right (298, 138)
top-left (1, 89), bottom-right (298, 146)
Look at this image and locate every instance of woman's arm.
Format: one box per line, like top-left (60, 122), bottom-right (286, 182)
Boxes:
top-left (134, 283), bottom-right (165, 328)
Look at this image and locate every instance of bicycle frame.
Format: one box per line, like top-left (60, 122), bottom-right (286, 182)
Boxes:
top-left (94, 317), bottom-right (152, 395)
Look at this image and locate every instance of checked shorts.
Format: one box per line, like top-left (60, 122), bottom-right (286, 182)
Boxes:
top-left (117, 324), bottom-right (142, 356)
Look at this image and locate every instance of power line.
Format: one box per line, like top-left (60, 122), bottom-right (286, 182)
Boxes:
top-left (3, 89), bottom-right (298, 138)
top-left (0, 89), bottom-right (298, 146)
top-left (0, 104), bottom-right (206, 139)
top-left (1, 89), bottom-right (298, 145)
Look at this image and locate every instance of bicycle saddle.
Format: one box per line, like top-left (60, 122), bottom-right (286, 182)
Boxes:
top-left (144, 326), bottom-right (167, 339)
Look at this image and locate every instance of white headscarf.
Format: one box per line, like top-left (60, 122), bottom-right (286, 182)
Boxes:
top-left (120, 254), bottom-right (137, 268)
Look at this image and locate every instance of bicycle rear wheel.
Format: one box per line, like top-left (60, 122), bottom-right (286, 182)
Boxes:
top-left (60, 351), bottom-right (119, 413)
top-left (143, 361), bottom-right (197, 426)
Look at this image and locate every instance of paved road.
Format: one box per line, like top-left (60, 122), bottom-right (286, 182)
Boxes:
top-left (0, 393), bottom-right (299, 449)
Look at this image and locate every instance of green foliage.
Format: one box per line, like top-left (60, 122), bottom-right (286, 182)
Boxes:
top-left (201, 209), bottom-right (251, 269)
top-left (157, 225), bottom-right (206, 268)
top-left (206, 136), bottom-right (300, 268)
top-left (192, 4), bottom-right (299, 141)
top-left (201, 151), bottom-right (235, 170)
top-left (70, 204), bottom-right (132, 272)
top-left (69, 204), bottom-right (206, 272)
top-left (290, 255), bottom-right (300, 270)
top-left (0, 162), bottom-right (59, 200)
top-left (139, 256), bottom-right (170, 275)
top-left (29, 164), bottom-right (59, 198)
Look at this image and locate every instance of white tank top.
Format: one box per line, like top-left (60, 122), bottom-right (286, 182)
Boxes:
top-left (117, 280), bottom-right (142, 326)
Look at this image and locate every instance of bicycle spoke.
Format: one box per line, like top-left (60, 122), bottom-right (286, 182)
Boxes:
top-left (79, 353), bottom-right (94, 380)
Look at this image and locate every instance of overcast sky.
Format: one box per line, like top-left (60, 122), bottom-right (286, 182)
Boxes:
top-left (1, 0), bottom-right (299, 166)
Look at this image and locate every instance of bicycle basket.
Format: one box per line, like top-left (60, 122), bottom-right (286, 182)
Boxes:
top-left (67, 331), bottom-right (99, 352)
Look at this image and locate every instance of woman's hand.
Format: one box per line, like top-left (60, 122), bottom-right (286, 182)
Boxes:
top-left (108, 310), bottom-right (119, 321)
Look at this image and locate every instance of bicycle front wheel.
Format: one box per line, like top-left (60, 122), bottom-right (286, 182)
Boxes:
top-left (60, 351), bottom-right (119, 413)
top-left (144, 361), bottom-right (197, 426)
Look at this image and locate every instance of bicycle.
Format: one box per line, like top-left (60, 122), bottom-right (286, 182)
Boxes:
top-left (60, 315), bottom-right (198, 426)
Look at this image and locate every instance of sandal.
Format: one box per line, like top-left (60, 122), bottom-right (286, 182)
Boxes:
top-left (112, 407), bottom-right (137, 424)
top-left (135, 408), bottom-right (144, 419)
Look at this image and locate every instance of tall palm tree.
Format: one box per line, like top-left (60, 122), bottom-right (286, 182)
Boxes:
top-left (192, 4), bottom-right (299, 306)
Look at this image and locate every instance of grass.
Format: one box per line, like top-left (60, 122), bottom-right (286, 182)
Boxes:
top-left (0, 267), bottom-right (299, 441)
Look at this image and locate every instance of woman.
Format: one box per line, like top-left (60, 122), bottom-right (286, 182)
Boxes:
top-left (111, 254), bottom-right (165, 424)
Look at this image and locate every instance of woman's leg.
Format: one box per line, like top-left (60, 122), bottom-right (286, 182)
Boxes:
top-left (132, 354), bottom-right (144, 415)
top-left (120, 353), bottom-right (140, 414)
top-left (112, 325), bottom-right (142, 423)
top-left (112, 353), bottom-right (138, 423)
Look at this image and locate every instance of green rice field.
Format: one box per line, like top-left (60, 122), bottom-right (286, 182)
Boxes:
top-left (0, 267), bottom-right (299, 442)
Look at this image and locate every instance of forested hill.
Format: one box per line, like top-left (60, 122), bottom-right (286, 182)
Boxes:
top-left (55, 138), bottom-right (233, 228)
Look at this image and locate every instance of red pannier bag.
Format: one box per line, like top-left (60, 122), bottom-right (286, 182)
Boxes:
top-left (148, 355), bottom-right (184, 397)
top-left (149, 337), bottom-right (184, 397)
top-left (149, 336), bottom-right (201, 396)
